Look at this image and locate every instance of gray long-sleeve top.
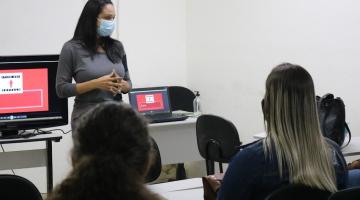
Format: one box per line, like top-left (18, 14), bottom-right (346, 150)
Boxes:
top-left (56, 40), bottom-right (132, 128)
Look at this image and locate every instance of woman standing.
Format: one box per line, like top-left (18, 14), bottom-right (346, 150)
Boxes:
top-left (56, 0), bottom-right (131, 130)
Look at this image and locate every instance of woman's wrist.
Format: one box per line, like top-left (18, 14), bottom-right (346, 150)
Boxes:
top-left (89, 78), bottom-right (99, 89)
top-left (76, 79), bottom-right (98, 95)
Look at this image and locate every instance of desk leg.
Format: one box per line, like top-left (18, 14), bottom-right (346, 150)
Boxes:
top-left (176, 163), bottom-right (187, 180)
top-left (46, 140), bottom-right (53, 193)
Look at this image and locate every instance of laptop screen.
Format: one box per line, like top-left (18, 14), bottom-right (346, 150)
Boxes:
top-left (128, 87), bottom-right (171, 115)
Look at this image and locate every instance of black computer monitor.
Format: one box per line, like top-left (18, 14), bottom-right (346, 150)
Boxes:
top-left (0, 55), bottom-right (68, 136)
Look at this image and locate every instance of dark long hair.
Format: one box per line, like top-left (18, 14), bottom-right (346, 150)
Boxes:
top-left (73, 0), bottom-right (124, 63)
top-left (47, 102), bottom-right (161, 200)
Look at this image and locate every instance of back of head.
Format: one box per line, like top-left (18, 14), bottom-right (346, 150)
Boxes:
top-left (262, 63), bottom-right (318, 139)
top-left (47, 102), bottom-right (160, 200)
top-left (73, 101), bottom-right (150, 174)
top-left (262, 63), bottom-right (337, 192)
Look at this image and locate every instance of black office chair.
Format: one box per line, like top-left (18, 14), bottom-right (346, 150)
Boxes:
top-left (168, 86), bottom-right (196, 180)
top-left (168, 86), bottom-right (196, 112)
top-left (0, 174), bottom-right (43, 200)
top-left (145, 137), bottom-right (162, 183)
top-left (196, 114), bottom-right (242, 175)
top-left (328, 187), bottom-right (360, 200)
top-left (265, 184), bottom-right (331, 200)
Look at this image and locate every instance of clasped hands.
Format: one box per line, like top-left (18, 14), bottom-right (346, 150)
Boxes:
top-left (96, 69), bottom-right (127, 96)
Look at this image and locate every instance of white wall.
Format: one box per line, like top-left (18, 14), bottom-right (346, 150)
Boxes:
top-left (0, 0), bottom-right (83, 55)
top-left (187, 0), bottom-right (360, 143)
top-left (118, 0), bottom-right (187, 87)
top-left (0, 0), bottom-right (187, 193)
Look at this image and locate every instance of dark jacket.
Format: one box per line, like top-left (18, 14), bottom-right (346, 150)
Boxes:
top-left (217, 139), bottom-right (348, 200)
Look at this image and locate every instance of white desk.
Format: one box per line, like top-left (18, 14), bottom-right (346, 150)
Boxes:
top-left (342, 137), bottom-right (360, 156)
top-left (148, 178), bottom-right (203, 200)
top-left (0, 132), bottom-right (62, 192)
top-left (253, 132), bottom-right (360, 157)
top-left (253, 132), bottom-right (266, 140)
top-left (148, 117), bottom-right (202, 164)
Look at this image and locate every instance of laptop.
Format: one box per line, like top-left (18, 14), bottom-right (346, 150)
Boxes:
top-left (128, 87), bottom-right (188, 123)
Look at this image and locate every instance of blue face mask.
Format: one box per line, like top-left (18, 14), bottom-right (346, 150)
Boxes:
top-left (97, 19), bottom-right (115, 37)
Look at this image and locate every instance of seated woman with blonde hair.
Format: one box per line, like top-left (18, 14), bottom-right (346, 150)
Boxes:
top-left (217, 63), bottom-right (348, 200)
top-left (47, 102), bottom-right (162, 200)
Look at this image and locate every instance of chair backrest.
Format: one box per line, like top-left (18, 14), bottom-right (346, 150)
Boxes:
top-left (196, 114), bottom-right (241, 162)
top-left (168, 86), bottom-right (195, 112)
top-left (196, 114), bottom-right (241, 175)
top-left (145, 137), bottom-right (162, 183)
top-left (0, 174), bottom-right (42, 200)
top-left (265, 184), bottom-right (331, 200)
top-left (328, 187), bottom-right (360, 200)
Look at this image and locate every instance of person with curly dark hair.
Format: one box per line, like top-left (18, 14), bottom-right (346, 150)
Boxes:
top-left (47, 102), bottom-right (162, 200)
top-left (56, 0), bottom-right (132, 131)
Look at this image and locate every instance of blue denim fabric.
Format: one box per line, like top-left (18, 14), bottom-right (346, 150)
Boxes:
top-left (217, 139), bottom-right (348, 200)
top-left (347, 169), bottom-right (360, 188)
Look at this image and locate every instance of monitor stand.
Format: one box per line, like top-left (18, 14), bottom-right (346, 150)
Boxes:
top-left (0, 130), bottom-right (20, 138)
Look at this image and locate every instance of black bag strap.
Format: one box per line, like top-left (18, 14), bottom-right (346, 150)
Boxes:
top-left (341, 122), bottom-right (351, 148)
top-left (318, 94), bottom-right (333, 138)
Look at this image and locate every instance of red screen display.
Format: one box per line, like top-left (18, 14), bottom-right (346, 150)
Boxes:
top-left (0, 68), bottom-right (49, 114)
top-left (136, 93), bottom-right (164, 112)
